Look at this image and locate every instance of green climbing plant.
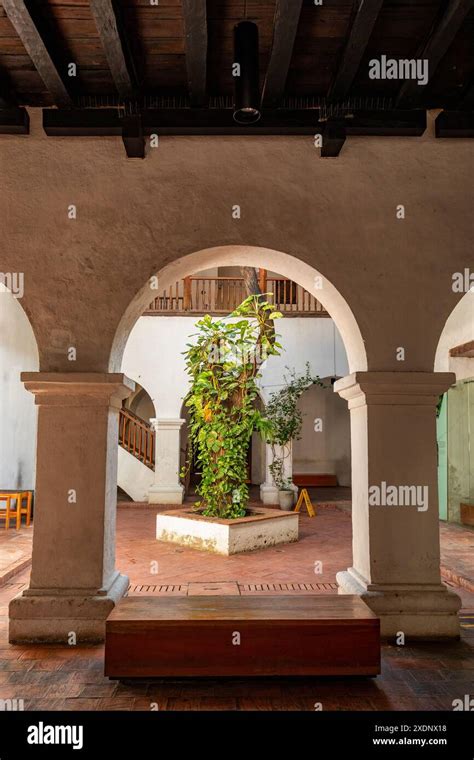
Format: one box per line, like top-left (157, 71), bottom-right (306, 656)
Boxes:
top-left (266, 364), bottom-right (326, 489)
top-left (182, 294), bottom-right (282, 519)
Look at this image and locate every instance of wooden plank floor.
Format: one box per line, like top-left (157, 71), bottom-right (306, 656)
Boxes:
top-left (105, 595), bottom-right (380, 678)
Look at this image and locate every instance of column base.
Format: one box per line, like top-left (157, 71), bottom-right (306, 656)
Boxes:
top-left (260, 484), bottom-right (279, 505)
top-left (8, 571), bottom-right (129, 644)
top-left (337, 567), bottom-right (461, 640)
top-left (148, 484), bottom-right (184, 505)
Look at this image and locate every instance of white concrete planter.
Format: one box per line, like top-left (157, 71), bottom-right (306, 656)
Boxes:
top-left (156, 507), bottom-right (299, 555)
top-left (278, 489), bottom-right (295, 511)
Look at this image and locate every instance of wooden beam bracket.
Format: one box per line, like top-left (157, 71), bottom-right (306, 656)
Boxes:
top-left (0, 107), bottom-right (29, 135)
top-left (435, 110), bottom-right (474, 138)
top-left (321, 120), bottom-right (346, 157)
top-left (121, 114), bottom-right (145, 158)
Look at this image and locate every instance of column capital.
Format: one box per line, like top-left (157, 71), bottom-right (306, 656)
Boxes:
top-left (21, 372), bottom-right (135, 408)
top-left (149, 418), bottom-right (185, 432)
top-left (334, 371), bottom-right (455, 409)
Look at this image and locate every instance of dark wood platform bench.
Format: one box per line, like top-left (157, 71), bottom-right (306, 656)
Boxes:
top-left (105, 595), bottom-right (380, 678)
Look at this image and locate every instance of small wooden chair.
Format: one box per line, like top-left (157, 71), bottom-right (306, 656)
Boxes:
top-left (0, 494), bottom-right (14, 529)
top-left (0, 491), bottom-right (32, 529)
top-left (18, 491), bottom-right (32, 527)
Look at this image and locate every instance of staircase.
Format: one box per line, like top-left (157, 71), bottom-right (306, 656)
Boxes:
top-left (117, 408), bottom-right (155, 502)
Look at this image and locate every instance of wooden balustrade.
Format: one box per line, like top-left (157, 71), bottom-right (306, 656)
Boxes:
top-left (118, 408), bottom-right (155, 469)
top-left (145, 276), bottom-right (328, 317)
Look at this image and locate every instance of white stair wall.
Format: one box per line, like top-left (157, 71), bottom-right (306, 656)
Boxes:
top-left (117, 446), bottom-right (154, 502)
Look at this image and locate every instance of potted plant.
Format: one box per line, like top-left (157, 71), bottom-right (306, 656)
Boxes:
top-left (265, 364), bottom-right (325, 510)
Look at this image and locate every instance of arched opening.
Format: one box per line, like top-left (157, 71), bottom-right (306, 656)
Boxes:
top-left (0, 284), bottom-right (39, 584)
top-left (109, 245), bottom-right (365, 601)
top-left (0, 284), bottom-right (39, 491)
top-left (435, 291), bottom-right (474, 526)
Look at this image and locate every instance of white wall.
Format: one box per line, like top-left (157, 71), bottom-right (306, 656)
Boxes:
top-left (435, 290), bottom-right (474, 381)
top-left (121, 315), bottom-right (349, 418)
top-left (0, 286), bottom-right (39, 489)
top-left (293, 381), bottom-right (351, 486)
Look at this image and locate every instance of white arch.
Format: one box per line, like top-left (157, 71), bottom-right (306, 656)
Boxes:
top-left (110, 245), bottom-right (367, 374)
top-left (435, 290), bottom-right (474, 381)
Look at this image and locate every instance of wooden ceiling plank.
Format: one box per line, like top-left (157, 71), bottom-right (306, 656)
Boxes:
top-left (397, 0), bottom-right (474, 107)
top-left (329, 0), bottom-right (384, 101)
top-left (89, 0), bottom-right (136, 99)
top-left (262, 0), bottom-right (303, 107)
top-left (182, 0), bottom-right (207, 106)
top-left (1, 0), bottom-right (71, 106)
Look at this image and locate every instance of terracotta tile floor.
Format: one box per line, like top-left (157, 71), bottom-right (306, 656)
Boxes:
top-left (0, 502), bottom-right (472, 711)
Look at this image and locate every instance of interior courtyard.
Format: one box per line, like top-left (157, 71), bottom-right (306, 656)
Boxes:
top-left (0, 0), bottom-right (473, 733)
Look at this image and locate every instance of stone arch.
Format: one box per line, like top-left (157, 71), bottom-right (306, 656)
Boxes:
top-left (109, 245), bottom-right (368, 374)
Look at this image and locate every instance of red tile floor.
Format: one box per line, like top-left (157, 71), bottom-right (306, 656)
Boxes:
top-left (0, 499), bottom-right (472, 711)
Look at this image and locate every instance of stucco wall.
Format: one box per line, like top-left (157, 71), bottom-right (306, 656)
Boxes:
top-left (1, 109), bottom-right (472, 376)
top-left (0, 286), bottom-right (39, 489)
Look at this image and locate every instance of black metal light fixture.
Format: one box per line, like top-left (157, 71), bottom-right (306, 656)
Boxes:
top-left (233, 21), bottom-right (261, 124)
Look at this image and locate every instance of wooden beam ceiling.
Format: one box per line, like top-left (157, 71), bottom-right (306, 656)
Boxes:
top-left (397, 0), bottom-right (474, 108)
top-left (262, 0), bottom-right (303, 107)
top-left (1, 0), bottom-right (72, 107)
top-left (89, 0), bottom-right (136, 100)
top-left (330, 0), bottom-right (384, 101)
top-left (182, 0), bottom-right (208, 107)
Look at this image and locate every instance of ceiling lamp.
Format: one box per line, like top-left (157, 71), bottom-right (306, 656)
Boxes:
top-left (233, 21), bottom-right (261, 124)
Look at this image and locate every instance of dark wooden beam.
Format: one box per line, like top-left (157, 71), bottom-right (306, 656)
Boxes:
top-left (1, 0), bottom-right (72, 107)
top-left (121, 114), bottom-right (145, 158)
top-left (262, 0), bottom-right (303, 107)
top-left (321, 121), bottom-right (346, 157)
top-left (435, 110), bottom-right (474, 137)
top-left (89, 0), bottom-right (136, 100)
top-left (329, 0), bottom-right (384, 101)
top-left (182, 0), bottom-right (208, 107)
top-left (0, 106), bottom-right (29, 134)
top-left (43, 108), bottom-right (427, 138)
top-left (450, 339), bottom-right (474, 358)
top-left (397, 0), bottom-right (474, 108)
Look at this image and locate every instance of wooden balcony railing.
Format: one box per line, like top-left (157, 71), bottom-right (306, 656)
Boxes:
top-left (119, 408), bottom-right (155, 469)
top-left (145, 277), bottom-right (329, 317)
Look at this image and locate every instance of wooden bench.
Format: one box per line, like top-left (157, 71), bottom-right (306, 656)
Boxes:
top-left (105, 595), bottom-right (380, 678)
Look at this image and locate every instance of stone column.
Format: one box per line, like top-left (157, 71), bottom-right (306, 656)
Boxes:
top-left (9, 373), bottom-right (134, 643)
top-left (148, 418), bottom-right (185, 504)
top-left (334, 372), bottom-right (461, 639)
top-left (260, 442), bottom-right (297, 504)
